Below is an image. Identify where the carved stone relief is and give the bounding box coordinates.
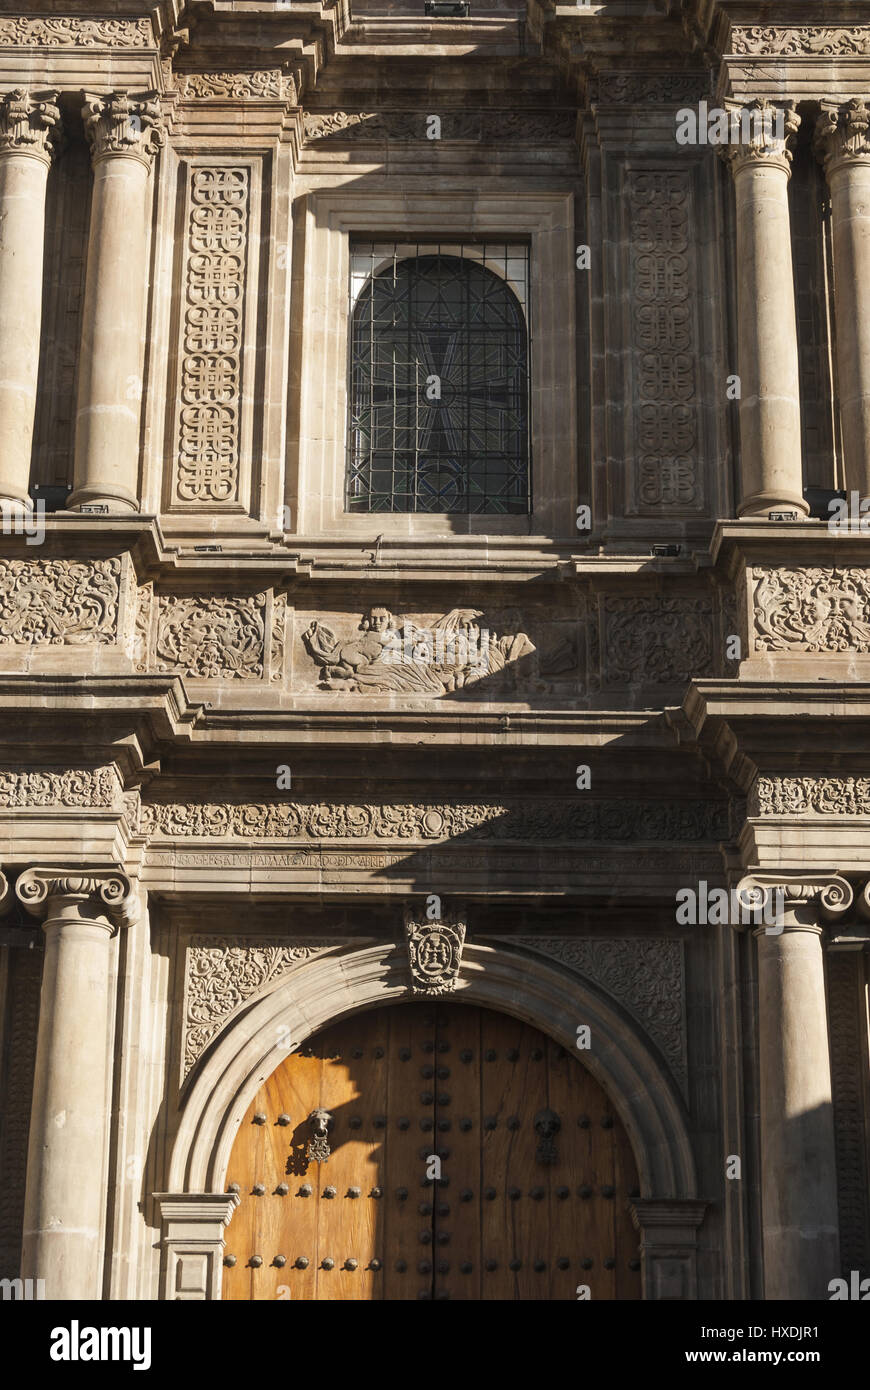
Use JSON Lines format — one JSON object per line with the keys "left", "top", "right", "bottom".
{"left": 595, "top": 74, "right": 709, "bottom": 105}
{"left": 602, "top": 596, "right": 714, "bottom": 685}
{"left": 142, "top": 797, "right": 730, "bottom": 843}
{"left": 303, "top": 110, "right": 576, "bottom": 142}
{"left": 153, "top": 594, "right": 267, "bottom": 680}
{"left": 729, "top": 26, "right": 870, "bottom": 56}
{"left": 501, "top": 937, "right": 687, "bottom": 1092}
{"left": 0, "top": 559, "right": 120, "bottom": 646}
{"left": 628, "top": 171, "right": 701, "bottom": 514}
{"left": 180, "top": 72, "right": 292, "bottom": 100}
{"left": 173, "top": 166, "right": 251, "bottom": 506}
{"left": 752, "top": 776, "right": 870, "bottom": 817}
{"left": 0, "top": 767, "right": 121, "bottom": 809}
{"left": 0, "top": 17, "right": 153, "bottom": 47}
{"left": 405, "top": 914, "right": 466, "bottom": 995}
{"left": 753, "top": 566, "right": 870, "bottom": 652}
{"left": 182, "top": 938, "right": 342, "bottom": 1078}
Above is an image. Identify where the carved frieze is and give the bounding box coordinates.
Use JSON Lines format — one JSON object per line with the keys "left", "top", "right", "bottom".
{"left": 405, "top": 914, "right": 466, "bottom": 995}
{"left": 303, "top": 110, "right": 576, "bottom": 143}
{"left": 183, "top": 938, "right": 340, "bottom": 1077}
{"left": 173, "top": 165, "right": 251, "bottom": 506}
{"left": 507, "top": 937, "right": 687, "bottom": 1090}
{"left": 752, "top": 566, "right": 870, "bottom": 653}
{"left": 627, "top": 171, "right": 701, "bottom": 513}
{"left": 0, "top": 767, "right": 120, "bottom": 809}
{"left": 141, "top": 797, "right": 731, "bottom": 842}
{"left": 603, "top": 596, "right": 714, "bottom": 685}
{"left": 0, "top": 558, "right": 120, "bottom": 646}
{"left": 180, "top": 71, "right": 291, "bottom": 100}
{"left": 0, "top": 17, "right": 153, "bottom": 47}
{"left": 595, "top": 74, "right": 709, "bottom": 105}
{"left": 153, "top": 594, "right": 266, "bottom": 680}
{"left": 729, "top": 26, "right": 870, "bottom": 56}
{"left": 752, "top": 776, "right": 870, "bottom": 817}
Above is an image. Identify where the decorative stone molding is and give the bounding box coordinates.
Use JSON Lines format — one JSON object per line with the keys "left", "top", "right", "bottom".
{"left": 718, "top": 101, "right": 800, "bottom": 177}
{"left": 180, "top": 71, "right": 292, "bottom": 100}
{"left": 0, "top": 558, "right": 120, "bottom": 646}
{"left": 0, "top": 89, "right": 61, "bottom": 165}
{"left": 627, "top": 171, "right": 701, "bottom": 514}
{"left": 183, "top": 938, "right": 340, "bottom": 1077}
{"left": 16, "top": 868, "right": 139, "bottom": 933}
{"left": 0, "top": 767, "right": 121, "bottom": 809}
{"left": 0, "top": 16, "right": 153, "bottom": 48}
{"left": 751, "top": 776, "right": 870, "bottom": 818}
{"left": 172, "top": 165, "right": 251, "bottom": 506}
{"left": 815, "top": 100, "right": 870, "bottom": 173}
{"left": 155, "top": 1193, "right": 239, "bottom": 1301}
{"left": 153, "top": 593, "right": 266, "bottom": 680}
{"left": 594, "top": 73, "right": 709, "bottom": 105}
{"left": 603, "top": 596, "right": 714, "bottom": 685}
{"left": 303, "top": 110, "right": 576, "bottom": 143}
{"left": 508, "top": 937, "right": 686, "bottom": 1089}
{"left": 631, "top": 1199, "right": 708, "bottom": 1300}
{"left": 142, "top": 797, "right": 731, "bottom": 844}
{"left": 729, "top": 26, "right": 870, "bottom": 57}
{"left": 752, "top": 565, "right": 870, "bottom": 653}
{"left": 82, "top": 91, "right": 163, "bottom": 169}
{"left": 405, "top": 913, "right": 466, "bottom": 996}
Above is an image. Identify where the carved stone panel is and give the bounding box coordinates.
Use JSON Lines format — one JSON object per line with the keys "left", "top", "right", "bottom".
{"left": 0, "top": 558, "right": 121, "bottom": 647}
{"left": 752, "top": 566, "right": 870, "bottom": 653}
{"left": 169, "top": 163, "right": 259, "bottom": 511}
{"left": 152, "top": 593, "right": 268, "bottom": 680}
{"left": 182, "top": 938, "right": 342, "bottom": 1079}
{"left": 602, "top": 595, "right": 715, "bottom": 686}
{"left": 729, "top": 27, "right": 870, "bottom": 57}
{"left": 626, "top": 170, "right": 702, "bottom": 516}
{"left": 0, "top": 17, "right": 153, "bottom": 47}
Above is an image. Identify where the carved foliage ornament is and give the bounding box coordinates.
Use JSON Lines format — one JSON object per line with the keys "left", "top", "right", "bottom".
{"left": 0, "top": 767, "right": 120, "bottom": 809}
{"left": 82, "top": 91, "right": 163, "bottom": 167}
{"left": 303, "top": 110, "right": 576, "bottom": 142}
{"left": 183, "top": 938, "right": 338, "bottom": 1077}
{"left": 753, "top": 566, "right": 870, "bottom": 652}
{"left": 405, "top": 915, "right": 466, "bottom": 996}
{"left": 753, "top": 776, "right": 870, "bottom": 817}
{"left": 0, "top": 558, "right": 120, "bottom": 646}
{"left": 628, "top": 171, "right": 700, "bottom": 513}
{"left": 154, "top": 593, "right": 266, "bottom": 679}
{"left": 729, "top": 26, "right": 870, "bottom": 57}
{"left": 0, "top": 89, "right": 61, "bottom": 162}
{"left": 604, "top": 596, "right": 713, "bottom": 684}
{"left": 180, "top": 72, "right": 290, "bottom": 100}
{"left": 718, "top": 100, "right": 800, "bottom": 173}
{"left": 0, "top": 17, "right": 153, "bottom": 47}
{"left": 174, "top": 166, "right": 250, "bottom": 505}
{"left": 815, "top": 100, "right": 870, "bottom": 171}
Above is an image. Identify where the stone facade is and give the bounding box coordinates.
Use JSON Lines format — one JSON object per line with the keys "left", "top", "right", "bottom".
{"left": 0, "top": 0, "right": 869, "bottom": 1304}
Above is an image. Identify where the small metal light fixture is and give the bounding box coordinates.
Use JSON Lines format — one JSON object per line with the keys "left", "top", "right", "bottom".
{"left": 193, "top": 543, "right": 222, "bottom": 552}
{"left": 424, "top": 0, "right": 470, "bottom": 14}
{"left": 768, "top": 510, "right": 798, "bottom": 522}
{"left": 651, "top": 543, "right": 681, "bottom": 558}
{"left": 80, "top": 503, "right": 109, "bottom": 514}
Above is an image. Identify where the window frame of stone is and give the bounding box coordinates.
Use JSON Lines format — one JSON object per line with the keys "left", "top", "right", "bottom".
{"left": 287, "top": 191, "right": 577, "bottom": 539}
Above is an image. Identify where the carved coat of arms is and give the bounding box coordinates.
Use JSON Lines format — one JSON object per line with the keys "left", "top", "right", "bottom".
{"left": 405, "top": 914, "right": 466, "bottom": 995}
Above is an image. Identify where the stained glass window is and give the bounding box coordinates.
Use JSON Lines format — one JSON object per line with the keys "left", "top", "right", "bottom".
{"left": 347, "top": 242, "right": 531, "bottom": 514}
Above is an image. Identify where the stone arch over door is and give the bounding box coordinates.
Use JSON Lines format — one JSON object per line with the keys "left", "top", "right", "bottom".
{"left": 157, "top": 939, "right": 705, "bottom": 1300}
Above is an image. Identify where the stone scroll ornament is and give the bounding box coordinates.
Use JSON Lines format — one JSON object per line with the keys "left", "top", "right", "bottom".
{"left": 405, "top": 914, "right": 467, "bottom": 996}
{"left": 302, "top": 606, "right": 534, "bottom": 694}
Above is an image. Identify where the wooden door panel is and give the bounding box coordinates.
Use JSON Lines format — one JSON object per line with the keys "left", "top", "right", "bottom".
{"left": 222, "top": 1001, "right": 641, "bottom": 1301}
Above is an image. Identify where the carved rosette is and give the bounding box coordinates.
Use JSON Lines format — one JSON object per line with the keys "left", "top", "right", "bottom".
{"left": 815, "top": 100, "right": 870, "bottom": 175}
{"left": 16, "top": 868, "right": 139, "bottom": 933}
{"left": 719, "top": 101, "right": 800, "bottom": 178}
{"left": 82, "top": 91, "right": 163, "bottom": 169}
{"left": 405, "top": 913, "right": 466, "bottom": 995}
{"left": 0, "top": 89, "right": 62, "bottom": 165}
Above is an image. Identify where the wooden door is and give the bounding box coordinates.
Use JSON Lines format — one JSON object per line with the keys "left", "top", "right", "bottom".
{"left": 222, "top": 1002, "right": 642, "bottom": 1300}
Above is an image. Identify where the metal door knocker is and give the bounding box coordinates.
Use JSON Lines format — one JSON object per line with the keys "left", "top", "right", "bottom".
{"left": 534, "top": 1107, "right": 561, "bottom": 1165}
{"left": 306, "top": 1108, "right": 334, "bottom": 1164}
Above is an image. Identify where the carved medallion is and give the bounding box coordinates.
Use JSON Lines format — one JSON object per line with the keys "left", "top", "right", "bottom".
{"left": 405, "top": 914, "right": 466, "bottom": 996}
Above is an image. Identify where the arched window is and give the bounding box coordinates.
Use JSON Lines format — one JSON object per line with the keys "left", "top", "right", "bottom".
{"left": 347, "top": 246, "right": 530, "bottom": 514}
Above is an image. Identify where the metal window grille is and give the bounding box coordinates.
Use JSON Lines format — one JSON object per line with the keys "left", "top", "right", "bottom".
{"left": 346, "top": 241, "right": 531, "bottom": 515}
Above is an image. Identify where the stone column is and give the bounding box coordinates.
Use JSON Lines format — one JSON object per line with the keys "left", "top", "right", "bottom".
{"left": 721, "top": 102, "right": 809, "bottom": 519}
{"left": 17, "top": 869, "right": 139, "bottom": 1300}
{"left": 69, "top": 92, "right": 162, "bottom": 513}
{"left": 738, "top": 872, "right": 846, "bottom": 1299}
{"left": 0, "top": 90, "right": 61, "bottom": 515}
{"left": 816, "top": 100, "right": 870, "bottom": 496}
{"left": 155, "top": 1193, "right": 240, "bottom": 1300}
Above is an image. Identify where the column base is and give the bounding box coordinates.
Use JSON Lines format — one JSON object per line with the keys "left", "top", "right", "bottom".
{"left": 67, "top": 482, "right": 139, "bottom": 513}
{"left": 738, "top": 489, "right": 810, "bottom": 519}
{"left": 0, "top": 479, "right": 33, "bottom": 516}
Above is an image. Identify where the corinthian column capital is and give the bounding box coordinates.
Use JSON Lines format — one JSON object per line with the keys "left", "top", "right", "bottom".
{"left": 719, "top": 99, "right": 800, "bottom": 178}
{"left": 815, "top": 98, "right": 870, "bottom": 174}
{"left": 0, "top": 88, "right": 62, "bottom": 165}
{"left": 16, "top": 867, "right": 140, "bottom": 933}
{"left": 81, "top": 89, "right": 163, "bottom": 169}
